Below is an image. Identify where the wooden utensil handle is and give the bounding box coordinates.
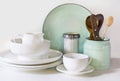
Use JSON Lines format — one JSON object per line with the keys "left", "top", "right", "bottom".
{"left": 90, "top": 14, "right": 102, "bottom": 41}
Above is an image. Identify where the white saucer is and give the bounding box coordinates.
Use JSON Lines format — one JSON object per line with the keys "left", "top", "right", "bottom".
{"left": 56, "top": 64, "right": 94, "bottom": 75}
{"left": 1, "top": 59, "right": 62, "bottom": 71}
{"left": 0, "top": 49, "right": 62, "bottom": 65}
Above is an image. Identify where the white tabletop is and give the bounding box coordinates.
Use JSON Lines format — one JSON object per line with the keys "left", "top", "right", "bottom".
{"left": 0, "top": 57, "right": 119, "bottom": 81}
{"left": 0, "top": 42, "right": 120, "bottom": 81}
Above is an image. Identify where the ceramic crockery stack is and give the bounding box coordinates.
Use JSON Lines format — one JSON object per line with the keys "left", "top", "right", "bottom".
{"left": 0, "top": 33, "right": 63, "bottom": 71}
{"left": 9, "top": 32, "right": 50, "bottom": 61}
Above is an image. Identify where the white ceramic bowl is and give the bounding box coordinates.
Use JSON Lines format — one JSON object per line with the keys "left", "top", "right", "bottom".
{"left": 9, "top": 38, "right": 50, "bottom": 58}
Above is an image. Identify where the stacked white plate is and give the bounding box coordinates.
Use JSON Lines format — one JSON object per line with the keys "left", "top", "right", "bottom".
{"left": 0, "top": 49, "right": 63, "bottom": 71}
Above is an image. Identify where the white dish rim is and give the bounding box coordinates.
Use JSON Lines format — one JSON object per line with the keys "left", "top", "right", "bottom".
{"left": 0, "top": 49, "right": 63, "bottom": 65}
{"left": 1, "top": 60, "right": 62, "bottom": 71}
{"left": 56, "top": 64, "right": 94, "bottom": 75}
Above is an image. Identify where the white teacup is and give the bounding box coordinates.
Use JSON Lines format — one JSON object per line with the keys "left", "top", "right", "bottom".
{"left": 22, "top": 33, "right": 44, "bottom": 46}
{"left": 63, "top": 53, "right": 91, "bottom": 72}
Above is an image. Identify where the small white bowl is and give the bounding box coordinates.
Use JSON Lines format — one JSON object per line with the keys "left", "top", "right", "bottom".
{"left": 9, "top": 38, "right": 50, "bottom": 59}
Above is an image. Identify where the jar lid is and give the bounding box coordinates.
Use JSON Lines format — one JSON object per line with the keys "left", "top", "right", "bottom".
{"left": 63, "top": 32, "right": 80, "bottom": 39}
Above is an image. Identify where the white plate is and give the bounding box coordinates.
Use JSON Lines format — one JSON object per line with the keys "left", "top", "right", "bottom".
{"left": 0, "top": 49, "right": 63, "bottom": 65}
{"left": 56, "top": 64, "right": 94, "bottom": 75}
{"left": 1, "top": 60, "right": 62, "bottom": 71}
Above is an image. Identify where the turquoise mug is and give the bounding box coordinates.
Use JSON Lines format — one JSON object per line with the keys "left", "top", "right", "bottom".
{"left": 83, "top": 38, "right": 111, "bottom": 70}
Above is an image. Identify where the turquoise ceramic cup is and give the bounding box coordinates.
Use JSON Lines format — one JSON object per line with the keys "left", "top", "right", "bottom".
{"left": 83, "top": 38, "right": 111, "bottom": 70}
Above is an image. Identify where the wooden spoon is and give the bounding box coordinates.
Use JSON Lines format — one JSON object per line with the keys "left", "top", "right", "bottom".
{"left": 90, "top": 14, "right": 103, "bottom": 41}
{"left": 101, "top": 16, "right": 113, "bottom": 39}
{"left": 86, "top": 14, "right": 103, "bottom": 40}
{"left": 96, "top": 14, "right": 104, "bottom": 32}
{"left": 86, "top": 16, "right": 94, "bottom": 40}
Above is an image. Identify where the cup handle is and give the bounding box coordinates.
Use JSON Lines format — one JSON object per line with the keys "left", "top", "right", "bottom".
{"left": 88, "top": 57, "right": 92, "bottom": 65}
{"left": 35, "top": 33, "right": 44, "bottom": 42}
{"left": 13, "top": 34, "right": 23, "bottom": 39}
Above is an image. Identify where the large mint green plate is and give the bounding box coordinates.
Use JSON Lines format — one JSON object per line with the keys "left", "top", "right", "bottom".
{"left": 43, "top": 3, "right": 92, "bottom": 53}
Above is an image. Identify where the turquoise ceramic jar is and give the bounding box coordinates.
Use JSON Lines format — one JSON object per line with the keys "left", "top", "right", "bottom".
{"left": 83, "top": 38, "right": 111, "bottom": 70}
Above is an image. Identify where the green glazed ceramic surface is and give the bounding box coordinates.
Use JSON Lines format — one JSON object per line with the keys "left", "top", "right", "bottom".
{"left": 43, "top": 3, "right": 92, "bottom": 53}
{"left": 84, "top": 39, "right": 111, "bottom": 70}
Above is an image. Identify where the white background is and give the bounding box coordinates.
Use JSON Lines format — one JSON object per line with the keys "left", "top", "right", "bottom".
{"left": 0, "top": 0, "right": 119, "bottom": 57}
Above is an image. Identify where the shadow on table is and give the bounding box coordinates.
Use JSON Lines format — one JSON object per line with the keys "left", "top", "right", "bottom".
{"left": 23, "top": 58, "right": 120, "bottom": 76}
{"left": 23, "top": 67, "right": 59, "bottom": 74}
{"left": 82, "top": 58, "right": 120, "bottom": 77}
